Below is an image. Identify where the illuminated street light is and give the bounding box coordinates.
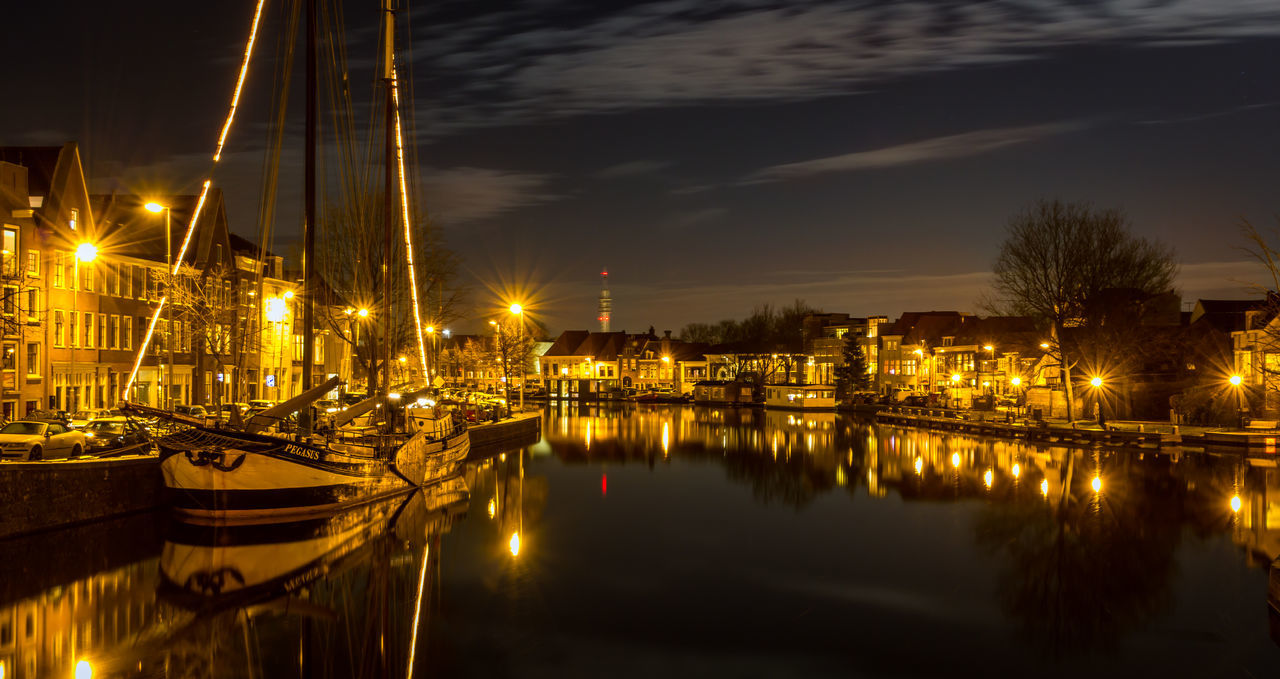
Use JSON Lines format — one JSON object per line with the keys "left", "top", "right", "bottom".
{"left": 1040, "top": 342, "right": 1050, "bottom": 349}
{"left": 509, "top": 531, "right": 521, "bottom": 556}
{"left": 509, "top": 302, "right": 523, "bottom": 315}
{"left": 950, "top": 373, "right": 961, "bottom": 383}
{"left": 1229, "top": 374, "right": 1243, "bottom": 387}
{"left": 951, "top": 452, "right": 960, "bottom": 467}
{"left": 1010, "top": 376, "right": 1021, "bottom": 387}
{"left": 75, "top": 660, "right": 93, "bottom": 679}
{"left": 358, "top": 308, "right": 369, "bottom": 318}
{"left": 1091, "top": 475, "right": 1102, "bottom": 493}
{"left": 1090, "top": 376, "right": 1102, "bottom": 388}
{"left": 283, "top": 290, "right": 294, "bottom": 300}
{"left": 75, "top": 242, "right": 97, "bottom": 263}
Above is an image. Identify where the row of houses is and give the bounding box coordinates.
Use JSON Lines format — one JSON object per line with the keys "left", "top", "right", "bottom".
{"left": 521, "top": 294, "right": 1279, "bottom": 422}
{"left": 0, "top": 142, "right": 359, "bottom": 417}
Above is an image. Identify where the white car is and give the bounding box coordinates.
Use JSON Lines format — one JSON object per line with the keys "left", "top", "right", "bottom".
{"left": 0, "top": 421, "right": 89, "bottom": 461}
{"left": 69, "top": 409, "right": 117, "bottom": 429}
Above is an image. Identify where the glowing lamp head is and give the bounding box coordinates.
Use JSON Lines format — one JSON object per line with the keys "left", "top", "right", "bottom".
{"left": 983, "top": 345, "right": 993, "bottom": 352}
{"left": 144, "top": 202, "right": 165, "bottom": 213}
{"left": 1090, "top": 376, "right": 1103, "bottom": 388}
{"left": 950, "top": 373, "right": 961, "bottom": 383}
{"left": 398, "top": 356, "right": 407, "bottom": 363}
{"left": 1091, "top": 476, "right": 1102, "bottom": 493}
{"left": 1040, "top": 342, "right": 1050, "bottom": 349}
{"left": 509, "top": 532, "right": 521, "bottom": 556}
{"left": 357, "top": 308, "right": 369, "bottom": 318}
{"left": 75, "top": 242, "right": 97, "bottom": 262}
{"left": 1231, "top": 495, "right": 1242, "bottom": 513}
{"left": 1229, "top": 374, "right": 1243, "bottom": 387}
{"left": 509, "top": 303, "right": 523, "bottom": 315}
{"left": 1010, "top": 377, "right": 1022, "bottom": 387}
{"left": 283, "top": 290, "right": 294, "bottom": 300}
{"left": 426, "top": 326, "right": 435, "bottom": 334}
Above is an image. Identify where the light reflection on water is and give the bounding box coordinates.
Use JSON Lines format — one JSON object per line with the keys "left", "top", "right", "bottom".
{"left": 2, "top": 404, "right": 1280, "bottom": 677}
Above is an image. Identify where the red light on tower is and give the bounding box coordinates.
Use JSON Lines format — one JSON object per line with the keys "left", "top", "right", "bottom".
{"left": 602, "top": 472, "right": 608, "bottom": 496}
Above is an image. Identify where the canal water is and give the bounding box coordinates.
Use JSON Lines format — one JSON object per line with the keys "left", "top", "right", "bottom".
{"left": 3, "top": 404, "right": 1280, "bottom": 678}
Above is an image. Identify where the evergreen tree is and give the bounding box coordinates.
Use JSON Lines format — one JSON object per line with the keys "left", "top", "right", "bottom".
{"left": 835, "top": 335, "right": 871, "bottom": 398}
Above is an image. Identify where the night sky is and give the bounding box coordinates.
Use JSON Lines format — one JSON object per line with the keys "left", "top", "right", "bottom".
{"left": 4, "top": 0, "right": 1278, "bottom": 334}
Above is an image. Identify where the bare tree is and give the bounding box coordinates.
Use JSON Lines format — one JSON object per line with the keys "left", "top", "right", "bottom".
{"left": 315, "top": 193, "right": 467, "bottom": 395}
{"left": 989, "top": 199, "right": 1178, "bottom": 421}
{"left": 168, "top": 263, "right": 251, "bottom": 412}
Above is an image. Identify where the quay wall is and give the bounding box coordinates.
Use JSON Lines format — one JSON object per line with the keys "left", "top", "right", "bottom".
{"left": 0, "top": 456, "right": 164, "bottom": 539}
{"left": 470, "top": 413, "right": 542, "bottom": 456}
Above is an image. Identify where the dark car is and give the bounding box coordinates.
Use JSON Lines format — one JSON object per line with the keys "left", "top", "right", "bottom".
{"left": 83, "top": 418, "right": 152, "bottom": 454}
{"left": 27, "top": 409, "right": 71, "bottom": 423}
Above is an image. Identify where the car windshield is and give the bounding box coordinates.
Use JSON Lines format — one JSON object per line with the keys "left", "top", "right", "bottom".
{"left": 72, "top": 411, "right": 98, "bottom": 420}
{"left": 1, "top": 422, "right": 45, "bottom": 436}
{"left": 86, "top": 422, "right": 125, "bottom": 434}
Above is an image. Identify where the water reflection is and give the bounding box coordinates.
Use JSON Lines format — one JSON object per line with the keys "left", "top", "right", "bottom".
{"left": 543, "top": 403, "right": 1280, "bottom": 657}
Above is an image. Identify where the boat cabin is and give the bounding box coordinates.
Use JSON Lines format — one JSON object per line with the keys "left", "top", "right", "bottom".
{"left": 763, "top": 384, "right": 836, "bottom": 410}
{"left": 692, "top": 380, "right": 755, "bottom": 406}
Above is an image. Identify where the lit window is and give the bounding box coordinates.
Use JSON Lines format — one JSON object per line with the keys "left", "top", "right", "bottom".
{"left": 68, "top": 208, "right": 78, "bottom": 231}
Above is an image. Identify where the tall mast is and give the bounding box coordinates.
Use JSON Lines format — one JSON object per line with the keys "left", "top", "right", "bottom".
{"left": 300, "top": 0, "right": 317, "bottom": 433}
{"left": 382, "top": 0, "right": 395, "bottom": 400}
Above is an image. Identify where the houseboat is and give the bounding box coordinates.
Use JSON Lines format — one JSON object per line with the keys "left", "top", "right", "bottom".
{"left": 763, "top": 384, "right": 837, "bottom": 411}
{"left": 692, "top": 380, "right": 756, "bottom": 406}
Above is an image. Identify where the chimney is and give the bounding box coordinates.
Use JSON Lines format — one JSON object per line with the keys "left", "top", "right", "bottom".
{"left": 664, "top": 330, "right": 671, "bottom": 339}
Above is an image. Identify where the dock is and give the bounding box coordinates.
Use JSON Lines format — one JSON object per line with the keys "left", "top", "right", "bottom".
{"left": 875, "top": 406, "right": 1183, "bottom": 449}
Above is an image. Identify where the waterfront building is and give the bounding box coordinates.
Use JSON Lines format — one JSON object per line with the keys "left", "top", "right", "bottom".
{"left": 539, "top": 330, "right": 626, "bottom": 398}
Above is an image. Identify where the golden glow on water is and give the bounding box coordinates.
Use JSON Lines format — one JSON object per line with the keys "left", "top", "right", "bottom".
{"left": 405, "top": 543, "right": 431, "bottom": 679}
{"left": 662, "top": 422, "right": 670, "bottom": 456}
{"left": 509, "top": 532, "right": 521, "bottom": 556}
{"left": 951, "top": 452, "right": 961, "bottom": 468}
{"left": 1012, "top": 463, "right": 1021, "bottom": 478}
{"left": 914, "top": 457, "right": 923, "bottom": 474}
{"left": 488, "top": 498, "right": 496, "bottom": 519}
{"left": 1231, "top": 495, "right": 1242, "bottom": 513}
{"left": 1091, "top": 476, "right": 1102, "bottom": 493}
{"left": 75, "top": 660, "right": 93, "bottom": 679}
{"left": 983, "top": 469, "right": 993, "bottom": 488}
{"left": 1040, "top": 479, "right": 1049, "bottom": 496}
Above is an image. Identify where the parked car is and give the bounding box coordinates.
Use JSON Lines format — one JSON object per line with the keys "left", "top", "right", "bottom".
{"left": 0, "top": 420, "right": 88, "bottom": 461}
{"left": 314, "top": 399, "right": 340, "bottom": 413}
{"left": 173, "top": 404, "right": 208, "bottom": 418}
{"left": 219, "top": 403, "right": 250, "bottom": 419}
{"left": 83, "top": 417, "right": 152, "bottom": 454}
{"left": 27, "top": 409, "right": 71, "bottom": 424}
{"left": 69, "top": 409, "right": 116, "bottom": 429}
{"left": 248, "top": 399, "right": 274, "bottom": 409}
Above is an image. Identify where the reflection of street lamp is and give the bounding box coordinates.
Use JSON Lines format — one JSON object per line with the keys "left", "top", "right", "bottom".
{"left": 982, "top": 344, "right": 994, "bottom": 396}
{"left": 70, "top": 242, "right": 97, "bottom": 410}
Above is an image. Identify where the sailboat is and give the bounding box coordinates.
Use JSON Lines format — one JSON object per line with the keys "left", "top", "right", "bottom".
{"left": 126, "top": 0, "right": 468, "bottom": 519}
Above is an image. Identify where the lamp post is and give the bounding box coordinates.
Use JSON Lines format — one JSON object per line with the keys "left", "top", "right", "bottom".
{"left": 144, "top": 202, "right": 176, "bottom": 409}
{"left": 425, "top": 325, "right": 435, "bottom": 387}
{"left": 1089, "top": 376, "right": 1104, "bottom": 428}
{"left": 71, "top": 242, "right": 97, "bottom": 411}
{"left": 510, "top": 303, "right": 524, "bottom": 412}
{"left": 1229, "top": 374, "right": 1245, "bottom": 429}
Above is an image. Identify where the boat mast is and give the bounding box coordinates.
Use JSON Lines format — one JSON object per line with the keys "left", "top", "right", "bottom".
{"left": 300, "top": 0, "right": 317, "bottom": 434}
{"left": 382, "top": 0, "right": 395, "bottom": 405}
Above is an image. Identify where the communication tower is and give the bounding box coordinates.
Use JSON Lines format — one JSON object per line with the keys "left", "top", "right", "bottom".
{"left": 598, "top": 270, "right": 612, "bottom": 332}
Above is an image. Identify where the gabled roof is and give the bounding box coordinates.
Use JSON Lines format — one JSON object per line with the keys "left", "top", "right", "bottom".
{"left": 883, "top": 311, "right": 967, "bottom": 346}
{"left": 1190, "top": 298, "right": 1268, "bottom": 334}
{"left": 542, "top": 330, "right": 591, "bottom": 357}
{"left": 91, "top": 191, "right": 234, "bottom": 271}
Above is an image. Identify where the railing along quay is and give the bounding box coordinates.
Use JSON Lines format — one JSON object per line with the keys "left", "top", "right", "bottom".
{"left": 874, "top": 405, "right": 1182, "bottom": 449}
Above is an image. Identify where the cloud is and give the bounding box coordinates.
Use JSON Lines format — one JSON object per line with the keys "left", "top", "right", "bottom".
{"left": 596, "top": 160, "right": 673, "bottom": 178}
{"left": 668, "top": 207, "right": 727, "bottom": 230}
{"left": 412, "top": 0, "right": 1280, "bottom": 127}
{"left": 744, "top": 122, "right": 1086, "bottom": 183}
{"left": 421, "top": 167, "right": 557, "bottom": 225}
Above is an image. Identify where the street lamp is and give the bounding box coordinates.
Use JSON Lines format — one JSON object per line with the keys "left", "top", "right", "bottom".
{"left": 1089, "top": 376, "right": 1104, "bottom": 428}
{"left": 145, "top": 201, "right": 178, "bottom": 409}
{"left": 510, "top": 303, "right": 525, "bottom": 411}
{"left": 1229, "top": 374, "right": 1246, "bottom": 428}
{"left": 69, "top": 242, "right": 97, "bottom": 411}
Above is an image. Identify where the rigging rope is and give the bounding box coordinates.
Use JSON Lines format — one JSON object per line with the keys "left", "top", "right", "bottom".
{"left": 124, "top": 0, "right": 270, "bottom": 400}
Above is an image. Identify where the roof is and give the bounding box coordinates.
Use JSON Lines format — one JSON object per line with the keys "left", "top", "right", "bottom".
{"left": 541, "top": 331, "right": 629, "bottom": 360}
{"left": 882, "top": 311, "right": 967, "bottom": 346}
{"left": 0, "top": 146, "right": 62, "bottom": 196}
{"left": 1190, "top": 298, "right": 1268, "bottom": 334}
{"left": 91, "top": 192, "right": 232, "bottom": 269}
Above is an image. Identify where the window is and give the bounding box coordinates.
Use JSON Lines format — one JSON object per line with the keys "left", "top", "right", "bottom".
{"left": 97, "top": 312, "right": 105, "bottom": 348}
{"left": 1, "top": 227, "right": 17, "bottom": 277}
{"left": 54, "top": 252, "right": 64, "bottom": 288}
{"left": 108, "top": 315, "right": 119, "bottom": 349}
{"left": 122, "top": 264, "right": 132, "bottom": 298}
{"left": 105, "top": 263, "right": 115, "bottom": 296}
{"left": 134, "top": 266, "right": 145, "bottom": 300}
{"left": 84, "top": 312, "right": 93, "bottom": 348}
{"left": 26, "top": 289, "right": 38, "bottom": 320}
{"left": 26, "top": 249, "right": 38, "bottom": 277}
{"left": 81, "top": 262, "right": 93, "bottom": 291}
{"left": 2, "top": 285, "right": 15, "bottom": 317}
{"left": 122, "top": 316, "right": 133, "bottom": 350}
{"left": 26, "top": 343, "right": 38, "bottom": 376}
{"left": 54, "top": 310, "right": 64, "bottom": 346}
{"left": 69, "top": 312, "right": 77, "bottom": 347}
{"left": 1, "top": 343, "right": 14, "bottom": 371}
{"left": 68, "top": 208, "right": 78, "bottom": 231}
